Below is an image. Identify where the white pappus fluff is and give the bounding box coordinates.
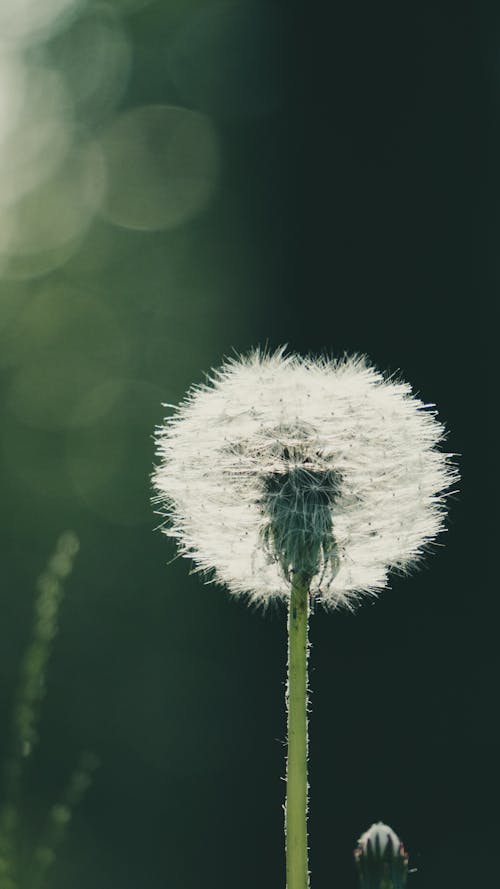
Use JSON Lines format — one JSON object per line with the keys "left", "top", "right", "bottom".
{"left": 152, "top": 349, "right": 458, "bottom": 609}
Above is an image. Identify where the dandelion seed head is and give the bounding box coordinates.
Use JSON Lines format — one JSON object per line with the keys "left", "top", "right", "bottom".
{"left": 152, "top": 348, "right": 458, "bottom": 608}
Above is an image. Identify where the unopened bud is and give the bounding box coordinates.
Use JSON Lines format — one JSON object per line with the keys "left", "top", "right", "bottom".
{"left": 354, "top": 822, "right": 409, "bottom": 889}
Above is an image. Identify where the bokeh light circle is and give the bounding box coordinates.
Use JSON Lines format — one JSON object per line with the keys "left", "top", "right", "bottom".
{"left": 0, "top": 0, "right": 83, "bottom": 47}
{"left": 0, "top": 63, "right": 72, "bottom": 210}
{"left": 5, "top": 286, "right": 128, "bottom": 428}
{"left": 0, "top": 140, "right": 106, "bottom": 279}
{"left": 50, "top": 4, "right": 132, "bottom": 125}
{"left": 100, "top": 104, "right": 218, "bottom": 231}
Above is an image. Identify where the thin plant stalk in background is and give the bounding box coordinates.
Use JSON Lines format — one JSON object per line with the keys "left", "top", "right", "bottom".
{"left": 152, "top": 348, "right": 458, "bottom": 887}
{"left": 0, "top": 532, "right": 98, "bottom": 889}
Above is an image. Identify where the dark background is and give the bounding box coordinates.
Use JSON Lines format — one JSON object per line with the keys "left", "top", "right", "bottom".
{"left": 0, "top": 1, "right": 494, "bottom": 887}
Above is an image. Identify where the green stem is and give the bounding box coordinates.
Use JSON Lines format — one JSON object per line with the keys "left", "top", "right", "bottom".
{"left": 285, "top": 574, "right": 310, "bottom": 889}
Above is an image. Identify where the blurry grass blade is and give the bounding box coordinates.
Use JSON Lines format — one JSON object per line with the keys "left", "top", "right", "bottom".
{"left": 12, "top": 531, "right": 79, "bottom": 761}
{"left": 0, "top": 531, "right": 79, "bottom": 884}
{"left": 31, "top": 752, "right": 99, "bottom": 889}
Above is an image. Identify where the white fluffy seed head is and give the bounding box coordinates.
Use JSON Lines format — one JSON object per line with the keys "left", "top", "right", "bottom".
{"left": 152, "top": 348, "right": 458, "bottom": 609}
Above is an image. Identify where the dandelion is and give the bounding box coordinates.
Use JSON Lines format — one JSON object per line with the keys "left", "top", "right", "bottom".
{"left": 152, "top": 348, "right": 457, "bottom": 889}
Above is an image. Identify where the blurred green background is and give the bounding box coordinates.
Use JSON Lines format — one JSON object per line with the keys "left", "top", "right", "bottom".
{"left": 0, "top": 1, "right": 493, "bottom": 887}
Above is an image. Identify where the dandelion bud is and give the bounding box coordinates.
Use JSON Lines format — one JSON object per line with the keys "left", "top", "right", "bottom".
{"left": 355, "top": 822, "right": 409, "bottom": 889}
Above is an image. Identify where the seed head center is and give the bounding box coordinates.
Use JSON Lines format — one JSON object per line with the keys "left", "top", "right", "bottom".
{"left": 260, "top": 454, "right": 342, "bottom": 586}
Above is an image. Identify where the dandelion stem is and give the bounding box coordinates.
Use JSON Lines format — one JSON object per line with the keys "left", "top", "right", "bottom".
{"left": 285, "top": 573, "right": 309, "bottom": 889}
